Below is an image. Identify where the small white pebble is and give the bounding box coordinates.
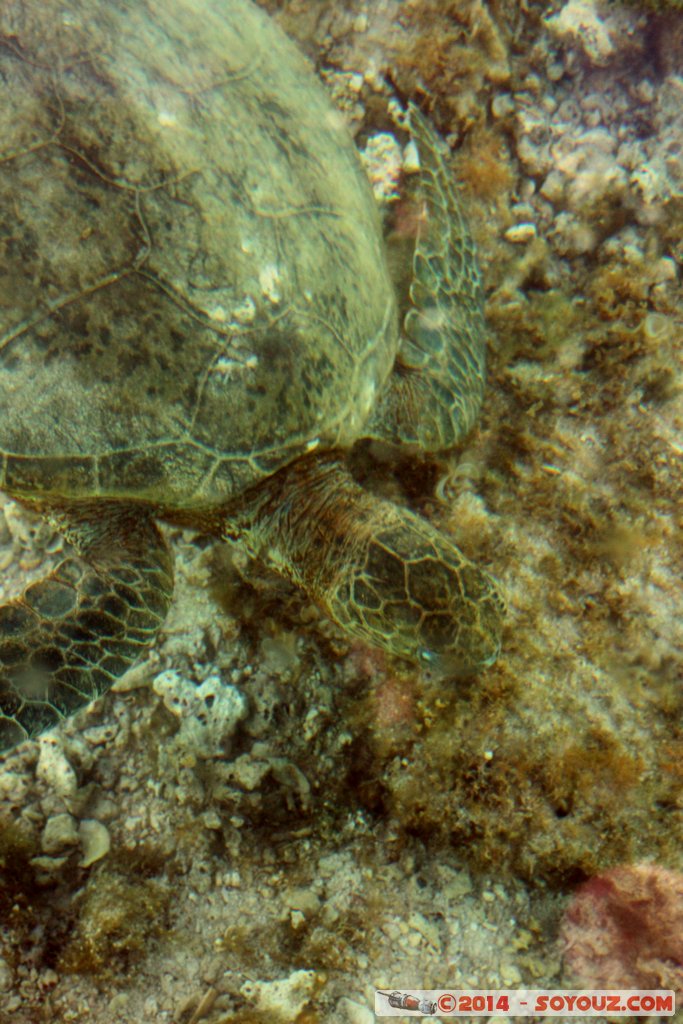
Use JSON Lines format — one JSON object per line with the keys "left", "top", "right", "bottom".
{"left": 79, "top": 819, "right": 111, "bottom": 867}
{"left": 642, "top": 312, "right": 674, "bottom": 342}
{"left": 37, "top": 737, "right": 77, "bottom": 797}
{"left": 361, "top": 133, "right": 403, "bottom": 202}
{"left": 339, "top": 997, "right": 374, "bottom": 1024}
{"left": 0, "top": 957, "right": 12, "bottom": 992}
{"left": 491, "top": 93, "right": 515, "bottom": 118}
{"left": 41, "top": 813, "right": 79, "bottom": 855}
{"left": 634, "top": 79, "right": 655, "bottom": 104}
{"left": 649, "top": 257, "right": 677, "bottom": 284}
{"left": 504, "top": 222, "right": 537, "bottom": 243}
{"left": 241, "top": 969, "right": 317, "bottom": 1022}
{"left": 501, "top": 962, "right": 523, "bottom": 986}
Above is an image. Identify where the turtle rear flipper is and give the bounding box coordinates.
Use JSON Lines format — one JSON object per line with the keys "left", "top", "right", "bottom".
{"left": 0, "top": 503, "right": 173, "bottom": 752}
{"left": 367, "top": 104, "right": 487, "bottom": 452}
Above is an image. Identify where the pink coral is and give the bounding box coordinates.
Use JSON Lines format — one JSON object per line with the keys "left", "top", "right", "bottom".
{"left": 560, "top": 863, "right": 683, "bottom": 997}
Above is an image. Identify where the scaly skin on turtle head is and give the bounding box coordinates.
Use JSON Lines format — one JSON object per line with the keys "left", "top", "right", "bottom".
{"left": 329, "top": 505, "right": 504, "bottom": 676}
{"left": 227, "top": 453, "right": 504, "bottom": 677}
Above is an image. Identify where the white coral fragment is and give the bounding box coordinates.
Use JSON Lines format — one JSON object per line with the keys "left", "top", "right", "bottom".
{"left": 241, "top": 969, "right": 318, "bottom": 1022}
{"left": 545, "top": 0, "right": 616, "bottom": 65}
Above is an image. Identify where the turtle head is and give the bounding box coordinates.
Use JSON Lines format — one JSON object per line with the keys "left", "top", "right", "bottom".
{"left": 232, "top": 454, "right": 503, "bottom": 678}
{"left": 327, "top": 504, "right": 505, "bottom": 678}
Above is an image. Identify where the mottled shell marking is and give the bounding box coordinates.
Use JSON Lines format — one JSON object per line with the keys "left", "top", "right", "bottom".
{"left": 0, "top": 0, "right": 397, "bottom": 507}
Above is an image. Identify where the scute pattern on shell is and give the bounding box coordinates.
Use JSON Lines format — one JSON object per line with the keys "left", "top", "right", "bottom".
{"left": 0, "top": 0, "right": 397, "bottom": 508}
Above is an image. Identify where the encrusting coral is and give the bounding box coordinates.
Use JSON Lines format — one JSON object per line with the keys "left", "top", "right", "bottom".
{"left": 560, "top": 862, "right": 683, "bottom": 996}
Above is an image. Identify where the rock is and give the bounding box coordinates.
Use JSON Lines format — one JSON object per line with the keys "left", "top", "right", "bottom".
{"left": 41, "top": 813, "right": 79, "bottom": 855}
{"left": 241, "top": 969, "right": 318, "bottom": 1022}
{"left": 79, "top": 819, "right": 111, "bottom": 868}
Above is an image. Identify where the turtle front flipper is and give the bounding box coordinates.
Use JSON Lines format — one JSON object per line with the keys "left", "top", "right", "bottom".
{"left": 226, "top": 453, "right": 503, "bottom": 676}
{"left": 0, "top": 503, "right": 173, "bottom": 752}
{"left": 367, "top": 104, "right": 487, "bottom": 451}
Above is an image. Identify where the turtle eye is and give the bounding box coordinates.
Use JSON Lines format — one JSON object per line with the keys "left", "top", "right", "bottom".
{"left": 417, "top": 647, "right": 464, "bottom": 680}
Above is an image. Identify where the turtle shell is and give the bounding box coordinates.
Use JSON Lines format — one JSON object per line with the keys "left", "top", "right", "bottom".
{"left": 0, "top": 0, "right": 397, "bottom": 508}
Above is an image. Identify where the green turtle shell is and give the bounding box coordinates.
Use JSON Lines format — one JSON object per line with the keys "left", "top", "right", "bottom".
{"left": 0, "top": 0, "right": 398, "bottom": 508}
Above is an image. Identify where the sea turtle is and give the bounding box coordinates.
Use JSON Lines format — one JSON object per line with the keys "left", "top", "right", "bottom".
{"left": 0, "top": 0, "right": 504, "bottom": 753}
